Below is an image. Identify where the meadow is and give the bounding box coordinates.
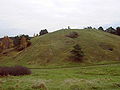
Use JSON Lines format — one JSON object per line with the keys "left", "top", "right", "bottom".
{"left": 0, "top": 63, "right": 120, "bottom": 90}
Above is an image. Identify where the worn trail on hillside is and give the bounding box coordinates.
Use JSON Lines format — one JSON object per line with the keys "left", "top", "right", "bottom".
{"left": 30, "top": 62, "right": 120, "bottom": 70}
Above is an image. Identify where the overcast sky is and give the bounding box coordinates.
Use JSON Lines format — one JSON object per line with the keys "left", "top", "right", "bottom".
{"left": 0, "top": 0, "right": 120, "bottom": 37}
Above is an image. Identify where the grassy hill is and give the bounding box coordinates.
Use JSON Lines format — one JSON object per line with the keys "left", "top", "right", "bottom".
{"left": 0, "top": 29, "right": 120, "bottom": 67}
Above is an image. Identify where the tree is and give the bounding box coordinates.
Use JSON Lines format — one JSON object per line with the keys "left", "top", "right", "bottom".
{"left": 1, "top": 36, "right": 14, "bottom": 49}
{"left": 16, "top": 35, "right": 31, "bottom": 51}
{"left": 39, "top": 29, "right": 48, "bottom": 36}
{"left": 116, "top": 27, "right": 120, "bottom": 36}
{"left": 70, "top": 44, "right": 84, "bottom": 62}
{"left": 19, "top": 35, "right": 30, "bottom": 40}
{"left": 14, "top": 36, "right": 20, "bottom": 46}
{"left": 98, "top": 26, "right": 104, "bottom": 31}
{"left": 20, "top": 36, "right": 28, "bottom": 49}
{"left": 68, "top": 26, "right": 71, "bottom": 29}
{"left": 0, "top": 41, "right": 3, "bottom": 53}
{"left": 84, "top": 26, "right": 92, "bottom": 29}
{"left": 33, "top": 33, "right": 36, "bottom": 37}
{"left": 36, "top": 34, "right": 39, "bottom": 37}
{"left": 105, "top": 27, "right": 116, "bottom": 34}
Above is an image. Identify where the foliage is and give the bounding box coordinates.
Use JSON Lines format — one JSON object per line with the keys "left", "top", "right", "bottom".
{"left": 0, "top": 36, "right": 14, "bottom": 53}
{"left": 116, "top": 27, "right": 120, "bottom": 36}
{"left": 98, "top": 26, "right": 104, "bottom": 31}
{"left": 105, "top": 27, "right": 116, "bottom": 34}
{"left": 66, "top": 32, "right": 79, "bottom": 38}
{"left": 14, "top": 35, "right": 30, "bottom": 46}
{"left": 20, "top": 36, "right": 28, "bottom": 48}
{"left": 1, "top": 36, "right": 14, "bottom": 49}
{"left": 13, "top": 36, "right": 20, "bottom": 46}
{"left": 14, "top": 35, "right": 31, "bottom": 51}
{"left": 68, "top": 26, "right": 71, "bottom": 29}
{"left": 70, "top": 44, "right": 84, "bottom": 62}
{"left": 84, "top": 26, "right": 92, "bottom": 29}
{"left": 0, "top": 41, "right": 3, "bottom": 53}
{"left": 0, "top": 35, "right": 31, "bottom": 53}
{"left": 39, "top": 29, "right": 48, "bottom": 36}
{"left": 0, "top": 66, "right": 31, "bottom": 76}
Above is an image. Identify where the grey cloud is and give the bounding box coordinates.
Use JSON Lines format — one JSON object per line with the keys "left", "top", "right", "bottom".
{"left": 0, "top": 0, "right": 120, "bottom": 37}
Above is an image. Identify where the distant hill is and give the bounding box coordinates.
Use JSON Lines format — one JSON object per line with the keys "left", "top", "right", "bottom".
{"left": 0, "top": 29, "right": 120, "bottom": 67}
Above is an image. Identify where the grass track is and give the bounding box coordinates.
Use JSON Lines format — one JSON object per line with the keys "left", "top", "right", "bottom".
{"left": 29, "top": 61, "right": 120, "bottom": 70}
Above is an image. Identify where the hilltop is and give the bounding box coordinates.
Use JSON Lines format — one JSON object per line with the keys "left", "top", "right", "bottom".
{"left": 0, "top": 29, "right": 120, "bottom": 67}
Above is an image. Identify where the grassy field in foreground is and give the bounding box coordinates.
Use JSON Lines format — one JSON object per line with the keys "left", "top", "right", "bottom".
{"left": 0, "top": 64, "right": 120, "bottom": 90}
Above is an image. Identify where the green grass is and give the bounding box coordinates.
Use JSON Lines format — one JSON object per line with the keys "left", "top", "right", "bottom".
{"left": 1, "top": 64, "right": 120, "bottom": 90}
{"left": 0, "top": 29, "right": 120, "bottom": 67}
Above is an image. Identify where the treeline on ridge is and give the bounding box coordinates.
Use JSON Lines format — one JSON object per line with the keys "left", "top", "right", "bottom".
{"left": 0, "top": 35, "right": 31, "bottom": 53}
{"left": 0, "top": 29, "right": 49, "bottom": 54}
{"left": 84, "top": 26, "right": 120, "bottom": 36}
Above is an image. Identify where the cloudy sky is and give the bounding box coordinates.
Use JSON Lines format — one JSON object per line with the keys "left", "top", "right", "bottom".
{"left": 0, "top": 0, "right": 120, "bottom": 37}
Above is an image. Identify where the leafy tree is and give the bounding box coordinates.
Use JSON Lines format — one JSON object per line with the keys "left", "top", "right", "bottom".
{"left": 16, "top": 35, "right": 31, "bottom": 51}
{"left": 68, "top": 26, "right": 71, "bottom": 29}
{"left": 116, "top": 27, "right": 120, "bottom": 36}
{"left": 1, "top": 36, "right": 14, "bottom": 49}
{"left": 70, "top": 44, "right": 84, "bottom": 62}
{"left": 84, "top": 26, "right": 92, "bottom": 29}
{"left": 33, "top": 33, "right": 36, "bottom": 37}
{"left": 19, "top": 35, "right": 30, "bottom": 40}
{"left": 105, "top": 27, "right": 116, "bottom": 34}
{"left": 0, "top": 41, "right": 3, "bottom": 53}
{"left": 36, "top": 34, "right": 39, "bottom": 37}
{"left": 20, "top": 36, "right": 28, "bottom": 49}
{"left": 39, "top": 29, "right": 48, "bottom": 36}
{"left": 98, "top": 27, "right": 104, "bottom": 31}
{"left": 14, "top": 35, "right": 31, "bottom": 47}
{"left": 93, "top": 28, "right": 97, "bottom": 30}
{"left": 14, "top": 36, "right": 20, "bottom": 46}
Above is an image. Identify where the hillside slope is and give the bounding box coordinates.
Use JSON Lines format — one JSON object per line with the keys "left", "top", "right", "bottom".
{"left": 0, "top": 29, "right": 120, "bottom": 67}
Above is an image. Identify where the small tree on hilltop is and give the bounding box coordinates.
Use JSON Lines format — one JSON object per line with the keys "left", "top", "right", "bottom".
{"left": 68, "top": 26, "right": 71, "bottom": 29}
{"left": 105, "top": 27, "right": 116, "bottom": 34}
{"left": 98, "top": 26, "right": 104, "bottom": 31}
{"left": 39, "top": 29, "right": 48, "bottom": 36}
{"left": 116, "top": 27, "right": 120, "bottom": 36}
{"left": 70, "top": 44, "right": 84, "bottom": 62}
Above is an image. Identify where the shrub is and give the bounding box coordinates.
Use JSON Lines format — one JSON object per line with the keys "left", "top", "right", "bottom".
{"left": 0, "top": 66, "right": 31, "bottom": 76}
{"left": 66, "top": 32, "right": 79, "bottom": 38}
{"left": 99, "top": 43, "right": 114, "bottom": 51}
{"left": 70, "top": 44, "right": 84, "bottom": 62}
